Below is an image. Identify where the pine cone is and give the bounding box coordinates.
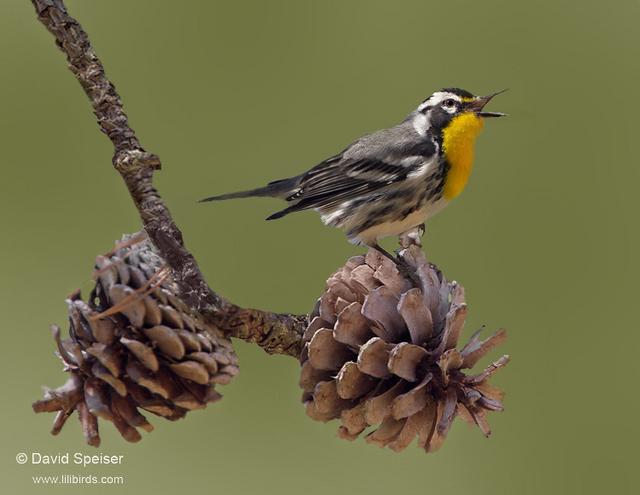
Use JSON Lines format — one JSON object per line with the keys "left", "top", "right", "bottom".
{"left": 300, "top": 244, "right": 509, "bottom": 453}
{"left": 33, "top": 233, "right": 238, "bottom": 446}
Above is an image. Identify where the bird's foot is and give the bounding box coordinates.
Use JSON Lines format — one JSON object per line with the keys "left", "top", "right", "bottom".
{"left": 395, "top": 258, "right": 422, "bottom": 287}
{"left": 371, "top": 243, "right": 421, "bottom": 287}
{"left": 398, "top": 224, "right": 425, "bottom": 248}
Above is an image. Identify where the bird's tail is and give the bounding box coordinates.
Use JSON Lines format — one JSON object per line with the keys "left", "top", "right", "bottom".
{"left": 199, "top": 177, "right": 297, "bottom": 203}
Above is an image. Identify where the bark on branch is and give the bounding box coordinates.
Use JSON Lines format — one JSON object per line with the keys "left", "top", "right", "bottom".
{"left": 32, "top": 0, "right": 307, "bottom": 357}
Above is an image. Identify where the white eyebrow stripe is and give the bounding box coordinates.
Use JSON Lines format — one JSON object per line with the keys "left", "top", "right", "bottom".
{"left": 420, "top": 91, "right": 462, "bottom": 110}
{"left": 417, "top": 101, "right": 431, "bottom": 113}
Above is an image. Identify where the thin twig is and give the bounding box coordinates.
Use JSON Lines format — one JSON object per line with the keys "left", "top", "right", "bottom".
{"left": 31, "top": 0, "right": 307, "bottom": 357}
{"left": 90, "top": 267, "right": 171, "bottom": 320}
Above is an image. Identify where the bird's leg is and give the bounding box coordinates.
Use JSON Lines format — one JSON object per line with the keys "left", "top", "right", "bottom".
{"left": 371, "top": 243, "right": 401, "bottom": 265}
{"left": 398, "top": 223, "right": 426, "bottom": 249}
{"left": 370, "top": 243, "right": 421, "bottom": 286}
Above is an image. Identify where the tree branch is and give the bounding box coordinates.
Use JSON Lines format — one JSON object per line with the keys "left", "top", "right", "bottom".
{"left": 32, "top": 0, "right": 307, "bottom": 357}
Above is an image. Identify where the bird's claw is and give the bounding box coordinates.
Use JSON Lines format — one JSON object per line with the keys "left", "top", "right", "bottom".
{"left": 394, "top": 257, "right": 421, "bottom": 287}
{"left": 398, "top": 224, "right": 425, "bottom": 248}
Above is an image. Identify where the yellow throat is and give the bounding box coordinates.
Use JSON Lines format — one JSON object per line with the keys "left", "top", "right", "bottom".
{"left": 442, "top": 112, "right": 484, "bottom": 200}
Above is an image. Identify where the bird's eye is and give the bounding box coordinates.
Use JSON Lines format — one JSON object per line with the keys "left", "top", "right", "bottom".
{"left": 443, "top": 99, "right": 456, "bottom": 108}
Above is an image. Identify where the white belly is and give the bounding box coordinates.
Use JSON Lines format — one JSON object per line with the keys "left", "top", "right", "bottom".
{"left": 352, "top": 200, "right": 447, "bottom": 246}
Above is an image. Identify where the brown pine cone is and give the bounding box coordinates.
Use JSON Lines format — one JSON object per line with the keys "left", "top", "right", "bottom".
{"left": 300, "top": 243, "right": 509, "bottom": 453}
{"left": 33, "top": 233, "right": 238, "bottom": 446}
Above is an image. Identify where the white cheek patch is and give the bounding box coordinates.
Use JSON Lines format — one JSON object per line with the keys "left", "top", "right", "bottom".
{"left": 412, "top": 112, "right": 429, "bottom": 136}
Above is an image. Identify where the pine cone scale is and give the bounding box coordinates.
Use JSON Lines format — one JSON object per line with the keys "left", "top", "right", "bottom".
{"left": 387, "top": 342, "right": 429, "bottom": 382}
{"left": 336, "top": 361, "right": 377, "bottom": 400}
{"left": 308, "top": 328, "right": 354, "bottom": 371}
{"left": 356, "top": 337, "right": 393, "bottom": 378}
{"left": 334, "top": 302, "right": 373, "bottom": 347}
{"left": 363, "top": 380, "right": 409, "bottom": 425}
{"left": 398, "top": 288, "right": 434, "bottom": 344}
{"left": 390, "top": 372, "right": 431, "bottom": 420}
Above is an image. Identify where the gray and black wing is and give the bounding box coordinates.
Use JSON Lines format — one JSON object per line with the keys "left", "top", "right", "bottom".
{"left": 266, "top": 153, "right": 422, "bottom": 220}
{"left": 200, "top": 122, "right": 436, "bottom": 220}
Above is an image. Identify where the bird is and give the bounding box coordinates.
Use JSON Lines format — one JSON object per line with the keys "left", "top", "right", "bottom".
{"left": 200, "top": 88, "right": 506, "bottom": 266}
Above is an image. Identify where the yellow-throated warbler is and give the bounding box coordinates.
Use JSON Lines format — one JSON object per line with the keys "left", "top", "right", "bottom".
{"left": 201, "top": 88, "right": 506, "bottom": 263}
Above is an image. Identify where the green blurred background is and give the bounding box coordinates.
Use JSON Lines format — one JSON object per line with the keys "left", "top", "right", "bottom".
{"left": 1, "top": 0, "right": 638, "bottom": 493}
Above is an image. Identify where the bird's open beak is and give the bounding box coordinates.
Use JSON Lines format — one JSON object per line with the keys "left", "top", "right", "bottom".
{"left": 467, "top": 89, "right": 508, "bottom": 118}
